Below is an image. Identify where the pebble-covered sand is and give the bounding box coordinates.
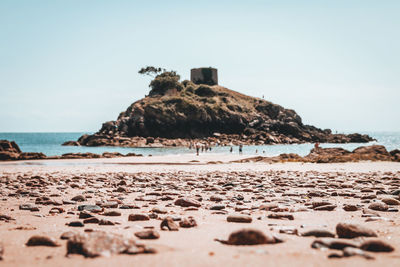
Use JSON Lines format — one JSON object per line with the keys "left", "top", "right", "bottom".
{"left": 1, "top": 155, "right": 400, "bottom": 266}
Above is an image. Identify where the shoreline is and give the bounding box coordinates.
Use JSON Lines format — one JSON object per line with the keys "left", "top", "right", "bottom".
{"left": 1, "top": 154, "right": 400, "bottom": 173}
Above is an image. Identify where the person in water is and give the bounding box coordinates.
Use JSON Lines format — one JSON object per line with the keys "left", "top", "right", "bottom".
{"left": 239, "top": 144, "right": 243, "bottom": 154}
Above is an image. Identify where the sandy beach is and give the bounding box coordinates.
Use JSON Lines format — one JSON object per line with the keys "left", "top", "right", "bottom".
{"left": 1, "top": 155, "right": 400, "bottom": 266}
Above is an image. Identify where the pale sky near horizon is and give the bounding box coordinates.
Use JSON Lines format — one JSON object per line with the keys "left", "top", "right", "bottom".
{"left": 0, "top": 0, "right": 399, "bottom": 132}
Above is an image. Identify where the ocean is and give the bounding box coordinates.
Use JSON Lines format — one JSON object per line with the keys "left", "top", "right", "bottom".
{"left": 0, "top": 132, "right": 399, "bottom": 157}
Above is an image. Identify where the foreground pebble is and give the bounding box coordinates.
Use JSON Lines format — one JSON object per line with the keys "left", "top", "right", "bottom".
{"left": 26, "top": 235, "right": 60, "bottom": 247}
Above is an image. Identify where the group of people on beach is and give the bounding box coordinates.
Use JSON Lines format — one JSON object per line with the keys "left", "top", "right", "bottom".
{"left": 189, "top": 142, "right": 244, "bottom": 156}
{"left": 189, "top": 142, "right": 212, "bottom": 156}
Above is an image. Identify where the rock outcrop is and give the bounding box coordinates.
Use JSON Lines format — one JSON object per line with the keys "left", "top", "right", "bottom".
{"left": 0, "top": 140, "right": 142, "bottom": 161}
{"left": 63, "top": 79, "right": 374, "bottom": 147}
{"left": 0, "top": 140, "right": 46, "bottom": 161}
{"left": 234, "top": 145, "right": 400, "bottom": 163}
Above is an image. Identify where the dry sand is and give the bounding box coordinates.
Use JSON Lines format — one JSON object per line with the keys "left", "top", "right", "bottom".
{"left": 1, "top": 154, "right": 400, "bottom": 266}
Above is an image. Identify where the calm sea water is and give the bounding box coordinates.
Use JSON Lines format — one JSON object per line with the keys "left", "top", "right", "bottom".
{"left": 0, "top": 132, "right": 399, "bottom": 157}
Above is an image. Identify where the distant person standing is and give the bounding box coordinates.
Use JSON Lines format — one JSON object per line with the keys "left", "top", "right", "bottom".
{"left": 195, "top": 144, "right": 200, "bottom": 156}
{"left": 314, "top": 142, "right": 320, "bottom": 150}
{"left": 239, "top": 144, "right": 243, "bottom": 154}
{"left": 230, "top": 147, "right": 233, "bottom": 153}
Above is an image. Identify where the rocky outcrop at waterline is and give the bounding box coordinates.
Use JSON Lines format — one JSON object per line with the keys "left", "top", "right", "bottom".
{"left": 0, "top": 140, "right": 142, "bottom": 161}
{"left": 63, "top": 74, "right": 374, "bottom": 147}
{"left": 0, "top": 140, "right": 46, "bottom": 161}
{"left": 234, "top": 145, "right": 400, "bottom": 164}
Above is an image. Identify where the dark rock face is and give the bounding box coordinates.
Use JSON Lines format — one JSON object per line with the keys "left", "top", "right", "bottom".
{"left": 0, "top": 140, "right": 46, "bottom": 161}
{"left": 0, "top": 140, "right": 21, "bottom": 153}
{"left": 64, "top": 84, "right": 374, "bottom": 147}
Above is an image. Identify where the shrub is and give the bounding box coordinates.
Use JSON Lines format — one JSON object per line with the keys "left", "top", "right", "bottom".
{"left": 195, "top": 85, "right": 216, "bottom": 97}
{"left": 149, "top": 71, "right": 183, "bottom": 96}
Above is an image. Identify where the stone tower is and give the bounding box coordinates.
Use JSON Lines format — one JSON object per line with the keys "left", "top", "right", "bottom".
{"left": 190, "top": 67, "right": 218, "bottom": 86}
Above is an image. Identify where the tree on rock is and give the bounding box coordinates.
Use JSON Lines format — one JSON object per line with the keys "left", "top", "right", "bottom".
{"left": 139, "top": 66, "right": 183, "bottom": 96}
{"left": 138, "top": 66, "right": 166, "bottom": 77}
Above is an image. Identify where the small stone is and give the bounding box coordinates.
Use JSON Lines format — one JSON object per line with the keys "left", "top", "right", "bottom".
{"left": 381, "top": 198, "right": 400, "bottom": 206}
{"left": 68, "top": 221, "right": 85, "bottom": 227}
{"left": 267, "top": 213, "right": 294, "bottom": 220}
{"left": 179, "top": 217, "right": 197, "bottom": 228}
{"left": 302, "top": 229, "right": 335, "bottom": 238}
{"left": 60, "top": 231, "right": 76, "bottom": 240}
{"left": 151, "top": 207, "right": 167, "bottom": 214}
{"left": 336, "top": 223, "right": 377, "bottom": 238}
{"left": 312, "top": 201, "right": 332, "bottom": 208}
{"left": 360, "top": 239, "right": 395, "bottom": 252}
{"left": 134, "top": 230, "right": 160, "bottom": 239}
{"left": 30, "top": 206, "right": 40, "bottom": 212}
{"left": 160, "top": 216, "right": 179, "bottom": 231}
{"left": 174, "top": 198, "right": 201, "bottom": 208}
{"left": 343, "top": 204, "right": 358, "bottom": 211}
{"left": 101, "top": 201, "right": 119, "bottom": 208}
{"left": 71, "top": 195, "right": 86, "bottom": 202}
{"left": 49, "top": 207, "right": 64, "bottom": 214}
{"left": 0, "top": 214, "right": 15, "bottom": 221}
{"left": 19, "top": 204, "right": 35, "bottom": 211}
{"left": 218, "top": 229, "right": 277, "bottom": 245}
{"left": 210, "top": 195, "right": 223, "bottom": 202}
{"left": 119, "top": 205, "right": 136, "bottom": 209}
{"left": 99, "top": 219, "right": 115, "bottom": 225}
{"left": 210, "top": 205, "right": 225, "bottom": 210}
{"left": 78, "top": 205, "right": 102, "bottom": 213}
{"left": 84, "top": 217, "right": 100, "bottom": 224}
{"left": 79, "top": 211, "right": 94, "bottom": 219}
{"left": 227, "top": 215, "right": 252, "bottom": 223}
{"left": 128, "top": 214, "right": 150, "bottom": 221}
{"left": 368, "top": 202, "right": 388, "bottom": 211}
{"left": 26, "top": 235, "right": 60, "bottom": 247}
{"left": 314, "top": 205, "right": 337, "bottom": 211}
{"left": 102, "top": 211, "right": 121, "bottom": 216}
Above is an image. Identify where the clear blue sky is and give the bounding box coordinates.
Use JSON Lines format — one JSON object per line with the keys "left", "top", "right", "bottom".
{"left": 1, "top": 0, "right": 399, "bottom": 132}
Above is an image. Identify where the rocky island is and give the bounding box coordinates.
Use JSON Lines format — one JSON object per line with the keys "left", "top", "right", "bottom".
{"left": 63, "top": 67, "right": 373, "bottom": 148}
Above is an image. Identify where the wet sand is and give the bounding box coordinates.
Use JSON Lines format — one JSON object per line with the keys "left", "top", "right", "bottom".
{"left": 1, "top": 155, "right": 400, "bottom": 266}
